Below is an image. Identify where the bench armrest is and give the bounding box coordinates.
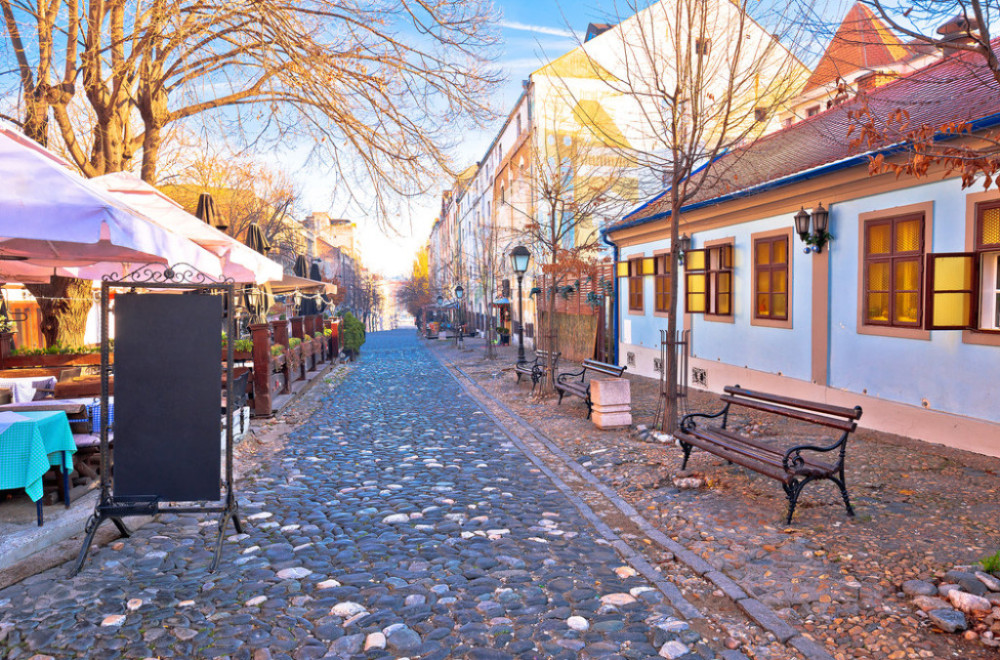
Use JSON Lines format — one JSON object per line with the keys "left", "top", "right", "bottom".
{"left": 556, "top": 368, "right": 585, "bottom": 384}
{"left": 679, "top": 405, "right": 729, "bottom": 433}
{"left": 782, "top": 435, "right": 849, "bottom": 473}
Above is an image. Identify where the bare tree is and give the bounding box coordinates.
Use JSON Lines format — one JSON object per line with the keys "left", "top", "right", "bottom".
{"left": 397, "top": 250, "right": 433, "bottom": 322}
{"left": 509, "top": 125, "right": 633, "bottom": 392}
{"left": 1, "top": 0, "right": 501, "bottom": 346}
{"left": 162, "top": 151, "right": 306, "bottom": 270}
{"left": 1, "top": 0, "right": 503, "bottom": 203}
{"left": 581, "top": 0, "right": 808, "bottom": 431}
{"left": 468, "top": 204, "right": 510, "bottom": 359}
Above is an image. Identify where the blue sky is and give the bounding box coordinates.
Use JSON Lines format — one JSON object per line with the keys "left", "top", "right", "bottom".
{"left": 345, "top": 0, "right": 628, "bottom": 278}
{"left": 339, "top": 0, "right": 855, "bottom": 277}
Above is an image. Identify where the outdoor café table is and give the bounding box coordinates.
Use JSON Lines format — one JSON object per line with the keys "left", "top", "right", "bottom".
{"left": 0, "top": 410, "right": 76, "bottom": 526}
{"left": 0, "top": 375, "right": 57, "bottom": 403}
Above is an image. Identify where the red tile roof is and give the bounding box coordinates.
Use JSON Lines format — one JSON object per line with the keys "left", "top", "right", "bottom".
{"left": 618, "top": 42, "right": 1000, "bottom": 227}
{"left": 803, "top": 2, "right": 913, "bottom": 93}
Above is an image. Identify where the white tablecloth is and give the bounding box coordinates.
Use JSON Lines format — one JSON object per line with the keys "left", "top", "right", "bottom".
{"left": 0, "top": 376, "right": 57, "bottom": 403}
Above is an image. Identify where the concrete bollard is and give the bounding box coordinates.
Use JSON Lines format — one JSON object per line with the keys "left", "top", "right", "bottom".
{"left": 590, "top": 378, "right": 632, "bottom": 429}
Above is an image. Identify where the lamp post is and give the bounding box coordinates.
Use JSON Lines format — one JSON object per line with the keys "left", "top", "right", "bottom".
{"left": 510, "top": 245, "right": 531, "bottom": 365}
{"left": 454, "top": 284, "right": 465, "bottom": 350}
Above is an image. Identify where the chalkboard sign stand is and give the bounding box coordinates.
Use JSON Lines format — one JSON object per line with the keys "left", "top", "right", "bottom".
{"left": 71, "top": 264, "right": 242, "bottom": 576}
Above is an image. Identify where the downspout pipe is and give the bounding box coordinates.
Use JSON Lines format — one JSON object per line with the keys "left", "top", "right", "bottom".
{"left": 601, "top": 229, "right": 620, "bottom": 366}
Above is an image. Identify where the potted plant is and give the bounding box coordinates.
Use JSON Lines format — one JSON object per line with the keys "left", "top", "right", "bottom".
{"left": 496, "top": 326, "right": 510, "bottom": 346}
{"left": 270, "top": 343, "right": 286, "bottom": 372}
{"left": 221, "top": 333, "right": 254, "bottom": 361}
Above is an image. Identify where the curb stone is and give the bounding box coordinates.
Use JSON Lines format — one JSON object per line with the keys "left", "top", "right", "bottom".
{"left": 446, "top": 360, "right": 823, "bottom": 659}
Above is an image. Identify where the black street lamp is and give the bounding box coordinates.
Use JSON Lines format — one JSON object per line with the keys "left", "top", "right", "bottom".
{"left": 510, "top": 245, "right": 531, "bottom": 365}
{"left": 454, "top": 284, "right": 465, "bottom": 349}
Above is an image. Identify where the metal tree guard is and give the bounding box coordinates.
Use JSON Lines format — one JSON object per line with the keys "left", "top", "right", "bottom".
{"left": 654, "top": 329, "right": 690, "bottom": 432}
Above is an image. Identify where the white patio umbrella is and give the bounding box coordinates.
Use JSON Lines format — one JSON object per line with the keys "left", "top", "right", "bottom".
{"left": 0, "top": 128, "right": 222, "bottom": 279}
{"left": 91, "top": 173, "right": 284, "bottom": 285}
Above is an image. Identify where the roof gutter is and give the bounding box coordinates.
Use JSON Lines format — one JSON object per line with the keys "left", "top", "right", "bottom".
{"left": 608, "top": 109, "right": 1000, "bottom": 236}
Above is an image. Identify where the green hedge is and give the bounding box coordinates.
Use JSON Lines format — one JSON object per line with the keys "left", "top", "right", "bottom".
{"left": 339, "top": 312, "right": 366, "bottom": 356}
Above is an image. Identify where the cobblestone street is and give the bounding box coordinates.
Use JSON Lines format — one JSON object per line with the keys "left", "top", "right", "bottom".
{"left": 0, "top": 330, "right": 742, "bottom": 660}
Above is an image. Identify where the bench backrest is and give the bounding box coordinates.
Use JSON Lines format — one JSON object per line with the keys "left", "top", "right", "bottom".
{"left": 535, "top": 350, "right": 560, "bottom": 363}
{"left": 721, "top": 385, "right": 862, "bottom": 432}
{"left": 582, "top": 359, "right": 627, "bottom": 378}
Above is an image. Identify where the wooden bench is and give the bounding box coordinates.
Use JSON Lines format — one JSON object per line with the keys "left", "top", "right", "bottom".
{"left": 676, "top": 385, "right": 863, "bottom": 523}
{"left": 514, "top": 350, "right": 560, "bottom": 391}
{"left": 555, "top": 359, "right": 627, "bottom": 418}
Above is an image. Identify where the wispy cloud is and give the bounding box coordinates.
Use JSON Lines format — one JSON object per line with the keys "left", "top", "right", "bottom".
{"left": 499, "top": 20, "right": 579, "bottom": 39}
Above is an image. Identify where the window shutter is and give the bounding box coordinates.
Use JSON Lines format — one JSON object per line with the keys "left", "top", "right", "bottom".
{"left": 684, "top": 249, "right": 708, "bottom": 314}
{"left": 642, "top": 257, "right": 657, "bottom": 275}
{"left": 616, "top": 261, "right": 629, "bottom": 278}
{"left": 924, "top": 252, "right": 977, "bottom": 329}
{"left": 685, "top": 248, "right": 707, "bottom": 272}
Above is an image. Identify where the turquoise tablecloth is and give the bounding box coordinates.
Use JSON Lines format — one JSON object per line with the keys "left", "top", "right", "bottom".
{"left": 0, "top": 411, "right": 76, "bottom": 502}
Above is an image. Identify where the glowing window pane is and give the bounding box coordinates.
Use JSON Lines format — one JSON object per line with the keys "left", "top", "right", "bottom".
{"left": 895, "top": 259, "right": 919, "bottom": 290}
{"left": 773, "top": 270, "right": 787, "bottom": 294}
{"left": 756, "top": 293, "right": 769, "bottom": 316}
{"left": 772, "top": 238, "right": 787, "bottom": 264}
{"left": 932, "top": 293, "right": 972, "bottom": 327}
{"left": 773, "top": 294, "right": 787, "bottom": 318}
{"left": 933, "top": 256, "right": 974, "bottom": 290}
{"left": 867, "top": 223, "right": 891, "bottom": 254}
{"left": 894, "top": 292, "right": 920, "bottom": 324}
{"left": 756, "top": 241, "right": 770, "bottom": 265}
{"left": 981, "top": 206, "right": 1000, "bottom": 247}
{"left": 868, "top": 262, "right": 890, "bottom": 291}
{"left": 867, "top": 293, "right": 889, "bottom": 321}
{"left": 896, "top": 218, "right": 921, "bottom": 252}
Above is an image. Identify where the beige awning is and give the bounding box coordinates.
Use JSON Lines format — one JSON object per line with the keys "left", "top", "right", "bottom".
{"left": 268, "top": 273, "right": 337, "bottom": 294}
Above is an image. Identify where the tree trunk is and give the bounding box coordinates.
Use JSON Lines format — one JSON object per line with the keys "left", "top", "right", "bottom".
{"left": 663, "top": 179, "right": 682, "bottom": 434}
{"left": 24, "top": 277, "right": 93, "bottom": 347}
{"left": 544, "top": 270, "right": 558, "bottom": 393}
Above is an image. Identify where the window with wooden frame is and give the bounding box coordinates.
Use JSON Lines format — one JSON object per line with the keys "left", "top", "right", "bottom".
{"left": 753, "top": 235, "right": 789, "bottom": 321}
{"left": 863, "top": 213, "right": 924, "bottom": 327}
{"left": 925, "top": 200, "right": 1000, "bottom": 330}
{"left": 685, "top": 243, "right": 733, "bottom": 316}
{"left": 628, "top": 258, "right": 643, "bottom": 311}
{"left": 654, "top": 253, "right": 672, "bottom": 313}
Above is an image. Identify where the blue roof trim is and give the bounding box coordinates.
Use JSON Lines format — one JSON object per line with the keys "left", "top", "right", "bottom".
{"left": 603, "top": 109, "right": 1000, "bottom": 239}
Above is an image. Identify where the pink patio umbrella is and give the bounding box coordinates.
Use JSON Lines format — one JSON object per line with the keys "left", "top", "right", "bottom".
{"left": 0, "top": 127, "right": 222, "bottom": 279}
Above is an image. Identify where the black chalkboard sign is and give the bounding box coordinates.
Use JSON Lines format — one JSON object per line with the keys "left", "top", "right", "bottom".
{"left": 113, "top": 293, "right": 222, "bottom": 501}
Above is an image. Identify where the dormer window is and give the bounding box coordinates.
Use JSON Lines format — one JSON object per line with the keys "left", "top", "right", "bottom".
{"left": 695, "top": 38, "right": 710, "bottom": 56}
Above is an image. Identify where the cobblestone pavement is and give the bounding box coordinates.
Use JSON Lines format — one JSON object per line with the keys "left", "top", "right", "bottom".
{"left": 434, "top": 336, "right": 1000, "bottom": 660}
{"left": 0, "top": 330, "right": 740, "bottom": 660}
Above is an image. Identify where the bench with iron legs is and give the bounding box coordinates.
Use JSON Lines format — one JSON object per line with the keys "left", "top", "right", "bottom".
{"left": 676, "top": 385, "right": 863, "bottom": 524}
{"left": 555, "top": 358, "right": 627, "bottom": 418}
{"left": 514, "top": 350, "right": 560, "bottom": 391}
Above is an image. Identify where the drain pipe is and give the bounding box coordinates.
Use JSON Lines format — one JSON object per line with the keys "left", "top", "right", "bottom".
{"left": 601, "top": 230, "right": 620, "bottom": 366}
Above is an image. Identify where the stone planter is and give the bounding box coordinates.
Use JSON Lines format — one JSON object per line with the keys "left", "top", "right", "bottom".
{"left": 590, "top": 378, "right": 632, "bottom": 429}
{"left": 0, "top": 352, "right": 103, "bottom": 369}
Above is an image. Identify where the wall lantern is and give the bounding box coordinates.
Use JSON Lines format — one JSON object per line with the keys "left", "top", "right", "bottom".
{"left": 794, "top": 203, "right": 831, "bottom": 253}
{"left": 677, "top": 233, "right": 692, "bottom": 265}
